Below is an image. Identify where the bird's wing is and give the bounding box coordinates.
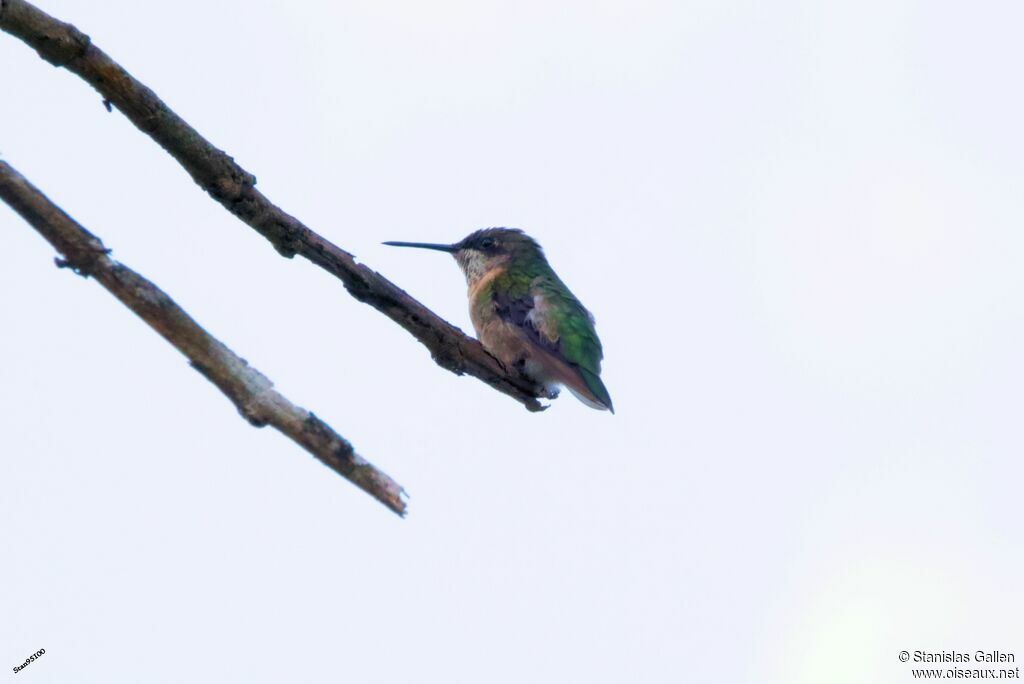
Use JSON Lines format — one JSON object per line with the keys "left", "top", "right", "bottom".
{"left": 493, "top": 274, "right": 612, "bottom": 411}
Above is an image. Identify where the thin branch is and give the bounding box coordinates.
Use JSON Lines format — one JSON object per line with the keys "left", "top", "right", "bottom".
{"left": 0, "top": 0, "right": 547, "bottom": 412}
{"left": 0, "top": 160, "right": 407, "bottom": 516}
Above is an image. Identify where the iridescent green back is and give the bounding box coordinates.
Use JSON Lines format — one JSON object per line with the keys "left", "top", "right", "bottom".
{"left": 490, "top": 235, "right": 612, "bottom": 409}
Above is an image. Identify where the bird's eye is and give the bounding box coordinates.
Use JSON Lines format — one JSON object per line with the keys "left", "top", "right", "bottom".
{"left": 479, "top": 237, "right": 496, "bottom": 249}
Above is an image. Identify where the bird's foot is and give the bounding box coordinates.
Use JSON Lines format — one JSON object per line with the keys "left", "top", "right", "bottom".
{"left": 511, "top": 357, "right": 557, "bottom": 400}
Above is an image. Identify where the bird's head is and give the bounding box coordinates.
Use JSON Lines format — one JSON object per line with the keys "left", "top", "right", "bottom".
{"left": 384, "top": 227, "right": 544, "bottom": 284}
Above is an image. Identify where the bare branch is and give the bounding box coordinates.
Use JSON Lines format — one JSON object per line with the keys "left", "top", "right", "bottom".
{"left": 0, "top": 0, "right": 547, "bottom": 412}
{"left": 0, "top": 160, "right": 407, "bottom": 516}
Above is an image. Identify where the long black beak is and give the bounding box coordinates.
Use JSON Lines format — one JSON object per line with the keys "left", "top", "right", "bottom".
{"left": 382, "top": 241, "right": 456, "bottom": 253}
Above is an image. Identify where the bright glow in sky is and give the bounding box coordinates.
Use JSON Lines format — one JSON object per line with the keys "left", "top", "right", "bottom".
{"left": 2, "top": 1, "right": 1023, "bottom": 681}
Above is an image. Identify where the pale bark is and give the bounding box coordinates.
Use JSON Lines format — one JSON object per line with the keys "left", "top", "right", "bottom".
{"left": 0, "top": 160, "right": 407, "bottom": 516}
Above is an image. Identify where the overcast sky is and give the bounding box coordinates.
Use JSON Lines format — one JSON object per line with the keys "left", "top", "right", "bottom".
{"left": 2, "top": 1, "right": 1023, "bottom": 682}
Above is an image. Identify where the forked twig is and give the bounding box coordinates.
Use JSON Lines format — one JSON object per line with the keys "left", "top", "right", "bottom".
{"left": 0, "top": 160, "right": 407, "bottom": 516}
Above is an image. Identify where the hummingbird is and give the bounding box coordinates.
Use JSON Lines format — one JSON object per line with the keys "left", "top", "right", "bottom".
{"left": 384, "top": 228, "right": 613, "bottom": 412}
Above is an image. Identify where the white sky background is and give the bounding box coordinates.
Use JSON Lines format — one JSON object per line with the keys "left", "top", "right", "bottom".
{"left": 2, "top": 0, "right": 1023, "bottom": 681}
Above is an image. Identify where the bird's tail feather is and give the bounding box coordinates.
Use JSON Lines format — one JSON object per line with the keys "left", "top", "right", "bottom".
{"left": 577, "top": 366, "right": 614, "bottom": 413}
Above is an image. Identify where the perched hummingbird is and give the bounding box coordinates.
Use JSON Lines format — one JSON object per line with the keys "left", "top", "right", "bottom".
{"left": 384, "top": 228, "right": 613, "bottom": 412}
